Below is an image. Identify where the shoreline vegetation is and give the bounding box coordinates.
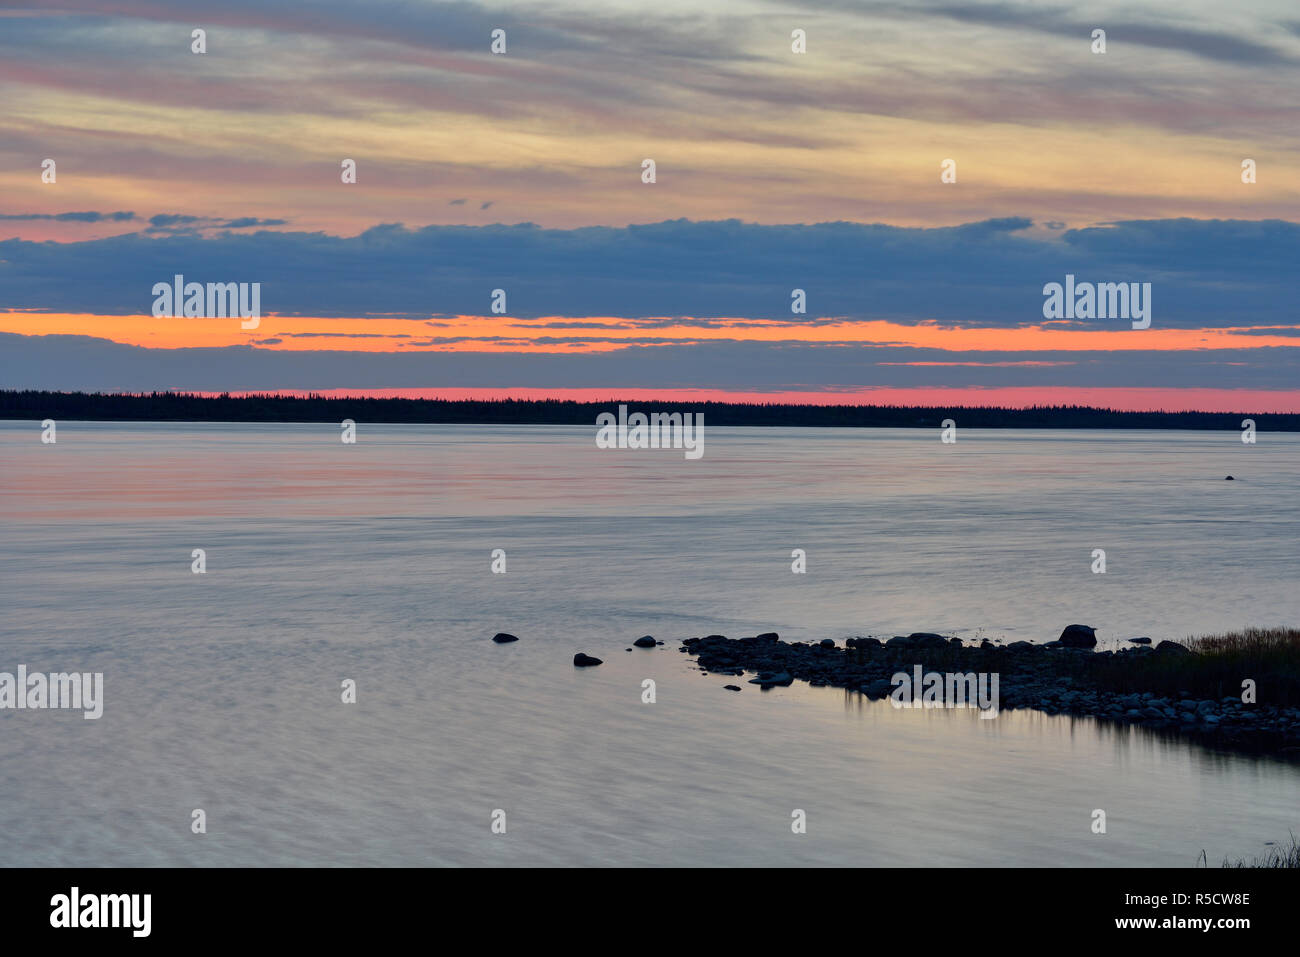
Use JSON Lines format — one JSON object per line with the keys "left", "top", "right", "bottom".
{"left": 4, "top": 390, "right": 1300, "bottom": 429}
{"left": 1214, "top": 835, "right": 1300, "bottom": 868}
{"left": 679, "top": 627, "right": 1300, "bottom": 756}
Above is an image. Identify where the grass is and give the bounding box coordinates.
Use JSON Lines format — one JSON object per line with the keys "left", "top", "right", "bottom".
{"left": 1211, "top": 834, "right": 1300, "bottom": 868}
{"left": 1086, "top": 628, "right": 1300, "bottom": 707}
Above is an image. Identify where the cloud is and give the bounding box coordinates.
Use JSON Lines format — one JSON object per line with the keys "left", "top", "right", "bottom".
{"left": 0, "top": 211, "right": 137, "bottom": 222}
{"left": 147, "top": 214, "right": 287, "bottom": 231}
{"left": 3, "top": 332, "right": 1297, "bottom": 393}
{"left": 855, "top": 1, "right": 1297, "bottom": 66}
{"left": 1, "top": 216, "right": 1297, "bottom": 328}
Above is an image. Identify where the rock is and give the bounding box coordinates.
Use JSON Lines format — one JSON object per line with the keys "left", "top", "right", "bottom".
{"left": 492, "top": 632, "right": 519, "bottom": 643}
{"left": 909, "top": 633, "right": 949, "bottom": 649}
{"left": 819, "top": 638, "right": 836, "bottom": 648}
{"left": 1128, "top": 636, "right": 1152, "bottom": 644}
{"left": 864, "top": 678, "right": 894, "bottom": 699}
{"left": 748, "top": 672, "right": 793, "bottom": 687}
{"left": 885, "top": 635, "right": 914, "bottom": 648}
{"left": 755, "top": 632, "right": 779, "bottom": 641}
{"left": 1005, "top": 640, "right": 1035, "bottom": 651}
{"left": 1225, "top": 475, "right": 1234, "bottom": 480}
{"left": 723, "top": 685, "right": 741, "bottom": 692}
{"left": 633, "top": 635, "right": 656, "bottom": 648}
{"left": 573, "top": 653, "right": 603, "bottom": 667}
{"left": 1153, "top": 640, "right": 1190, "bottom": 656}
{"left": 1058, "top": 624, "right": 1097, "bottom": 648}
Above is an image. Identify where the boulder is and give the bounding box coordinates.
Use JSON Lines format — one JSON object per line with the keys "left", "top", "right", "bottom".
{"left": 1128, "top": 636, "right": 1152, "bottom": 644}
{"left": 908, "top": 633, "right": 949, "bottom": 649}
{"left": 492, "top": 632, "right": 519, "bottom": 643}
{"left": 633, "top": 635, "right": 656, "bottom": 648}
{"left": 864, "top": 678, "right": 894, "bottom": 699}
{"left": 748, "top": 672, "right": 793, "bottom": 687}
{"left": 1153, "top": 640, "right": 1190, "bottom": 656}
{"left": 1058, "top": 624, "right": 1097, "bottom": 648}
{"left": 573, "top": 653, "right": 604, "bottom": 667}
{"left": 819, "top": 638, "right": 836, "bottom": 648}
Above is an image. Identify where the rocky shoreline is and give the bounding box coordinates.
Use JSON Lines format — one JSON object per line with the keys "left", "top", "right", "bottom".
{"left": 679, "top": 630, "right": 1300, "bottom": 756}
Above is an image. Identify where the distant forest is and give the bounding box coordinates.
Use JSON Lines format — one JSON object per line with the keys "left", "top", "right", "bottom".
{"left": 1, "top": 390, "right": 1295, "bottom": 430}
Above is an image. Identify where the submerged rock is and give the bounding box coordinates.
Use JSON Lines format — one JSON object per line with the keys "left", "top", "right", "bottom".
{"left": 748, "top": 672, "right": 793, "bottom": 688}
{"left": 492, "top": 632, "right": 519, "bottom": 643}
{"left": 723, "top": 685, "right": 741, "bottom": 692}
{"left": 573, "top": 653, "right": 603, "bottom": 667}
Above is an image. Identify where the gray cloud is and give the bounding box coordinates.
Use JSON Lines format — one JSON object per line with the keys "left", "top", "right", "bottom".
{"left": 3, "top": 332, "right": 1297, "bottom": 394}
{"left": 845, "top": 1, "right": 1298, "bottom": 65}
{"left": 0, "top": 211, "right": 137, "bottom": 222}
{"left": 1, "top": 216, "right": 1296, "bottom": 328}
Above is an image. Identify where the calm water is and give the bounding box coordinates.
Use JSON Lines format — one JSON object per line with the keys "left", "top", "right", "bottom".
{"left": 1, "top": 421, "right": 1297, "bottom": 866}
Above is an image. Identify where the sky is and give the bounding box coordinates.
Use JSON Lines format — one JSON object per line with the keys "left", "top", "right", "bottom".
{"left": 2, "top": 0, "right": 1299, "bottom": 408}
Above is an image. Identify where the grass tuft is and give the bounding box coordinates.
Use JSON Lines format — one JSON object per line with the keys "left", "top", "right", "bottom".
{"left": 1087, "top": 628, "right": 1300, "bottom": 706}
{"left": 1218, "top": 834, "right": 1300, "bottom": 868}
